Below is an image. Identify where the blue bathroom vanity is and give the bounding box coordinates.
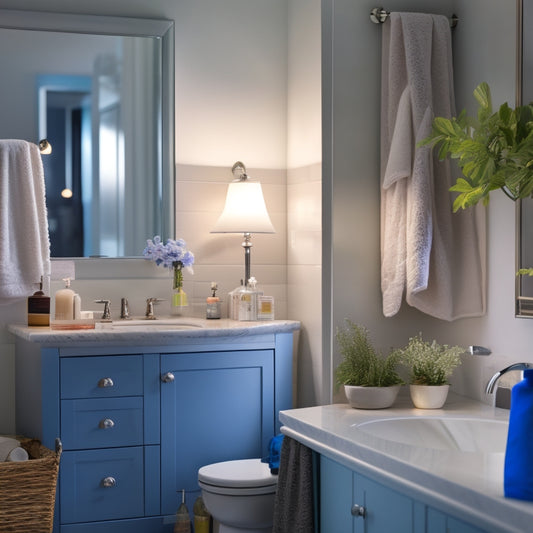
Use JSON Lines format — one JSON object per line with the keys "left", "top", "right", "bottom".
{"left": 9, "top": 319, "right": 299, "bottom": 533}
{"left": 280, "top": 394, "right": 533, "bottom": 533}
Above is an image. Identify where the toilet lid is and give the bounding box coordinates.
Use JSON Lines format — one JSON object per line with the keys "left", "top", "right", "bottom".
{"left": 198, "top": 458, "right": 278, "bottom": 489}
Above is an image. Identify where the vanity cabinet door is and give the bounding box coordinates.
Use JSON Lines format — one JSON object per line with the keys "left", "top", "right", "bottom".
{"left": 60, "top": 447, "right": 145, "bottom": 524}
{"left": 61, "top": 396, "right": 144, "bottom": 449}
{"left": 61, "top": 355, "right": 143, "bottom": 398}
{"left": 159, "top": 349, "right": 275, "bottom": 514}
{"left": 354, "top": 473, "right": 415, "bottom": 533}
{"left": 319, "top": 455, "right": 422, "bottom": 533}
{"left": 320, "top": 455, "right": 354, "bottom": 532}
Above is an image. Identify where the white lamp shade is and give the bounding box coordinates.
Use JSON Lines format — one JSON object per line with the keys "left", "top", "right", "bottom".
{"left": 211, "top": 181, "right": 275, "bottom": 234}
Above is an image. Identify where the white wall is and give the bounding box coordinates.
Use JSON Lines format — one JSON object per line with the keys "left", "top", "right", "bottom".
{"left": 287, "top": 0, "right": 322, "bottom": 407}
{"left": 323, "top": 0, "right": 530, "bottom": 404}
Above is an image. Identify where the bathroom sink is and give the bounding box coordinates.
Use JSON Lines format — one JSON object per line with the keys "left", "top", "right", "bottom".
{"left": 355, "top": 416, "right": 508, "bottom": 453}
{"left": 99, "top": 319, "right": 204, "bottom": 331}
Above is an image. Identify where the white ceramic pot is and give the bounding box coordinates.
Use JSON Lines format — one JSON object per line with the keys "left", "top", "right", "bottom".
{"left": 409, "top": 384, "right": 450, "bottom": 409}
{"left": 344, "top": 384, "right": 401, "bottom": 409}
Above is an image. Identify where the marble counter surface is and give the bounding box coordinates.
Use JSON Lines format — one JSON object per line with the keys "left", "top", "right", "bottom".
{"left": 280, "top": 391, "right": 532, "bottom": 533}
{"left": 8, "top": 318, "right": 300, "bottom": 347}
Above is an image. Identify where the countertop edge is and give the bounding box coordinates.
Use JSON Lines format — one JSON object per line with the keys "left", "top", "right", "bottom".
{"left": 7, "top": 319, "right": 300, "bottom": 346}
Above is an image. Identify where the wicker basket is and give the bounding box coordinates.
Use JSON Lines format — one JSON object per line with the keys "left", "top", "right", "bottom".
{"left": 0, "top": 438, "right": 61, "bottom": 533}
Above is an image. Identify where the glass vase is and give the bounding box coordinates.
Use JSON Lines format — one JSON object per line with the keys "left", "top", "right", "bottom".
{"left": 171, "top": 262, "right": 188, "bottom": 315}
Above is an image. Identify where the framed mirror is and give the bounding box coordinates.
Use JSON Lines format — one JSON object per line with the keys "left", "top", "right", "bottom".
{"left": 0, "top": 9, "right": 175, "bottom": 258}
{"left": 516, "top": 0, "right": 533, "bottom": 315}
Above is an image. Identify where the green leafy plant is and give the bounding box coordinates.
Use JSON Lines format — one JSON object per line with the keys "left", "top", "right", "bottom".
{"left": 420, "top": 82, "right": 533, "bottom": 212}
{"left": 394, "top": 334, "right": 464, "bottom": 386}
{"left": 334, "top": 321, "right": 403, "bottom": 389}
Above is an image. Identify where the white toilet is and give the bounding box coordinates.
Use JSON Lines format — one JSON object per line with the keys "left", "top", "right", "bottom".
{"left": 198, "top": 458, "right": 278, "bottom": 533}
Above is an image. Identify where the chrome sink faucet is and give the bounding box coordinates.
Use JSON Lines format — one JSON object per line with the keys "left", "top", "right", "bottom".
{"left": 145, "top": 298, "right": 163, "bottom": 320}
{"left": 485, "top": 362, "right": 533, "bottom": 394}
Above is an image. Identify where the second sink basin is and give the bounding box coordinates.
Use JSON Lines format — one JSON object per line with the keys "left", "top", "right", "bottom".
{"left": 355, "top": 416, "right": 508, "bottom": 453}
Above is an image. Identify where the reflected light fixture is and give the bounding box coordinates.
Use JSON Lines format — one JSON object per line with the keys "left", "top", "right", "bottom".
{"left": 211, "top": 161, "right": 275, "bottom": 285}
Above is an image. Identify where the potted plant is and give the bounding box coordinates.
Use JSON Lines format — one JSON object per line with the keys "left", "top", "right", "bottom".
{"left": 394, "top": 334, "right": 465, "bottom": 409}
{"left": 420, "top": 82, "right": 533, "bottom": 213}
{"left": 335, "top": 320, "right": 403, "bottom": 409}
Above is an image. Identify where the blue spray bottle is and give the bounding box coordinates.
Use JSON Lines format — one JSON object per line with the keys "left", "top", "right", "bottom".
{"left": 504, "top": 369, "right": 533, "bottom": 500}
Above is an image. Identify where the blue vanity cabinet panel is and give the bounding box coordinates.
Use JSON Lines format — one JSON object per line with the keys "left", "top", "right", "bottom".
{"left": 60, "top": 517, "right": 174, "bottom": 533}
{"left": 354, "top": 473, "right": 415, "bottom": 533}
{"left": 320, "top": 455, "right": 354, "bottom": 532}
{"left": 13, "top": 330, "right": 296, "bottom": 533}
{"left": 160, "top": 349, "right": 275, "bottom": 515}
{"left": 274, "top": 332, "right": 294, "bottom": 433}
{"left": 61, "top": 355, "right": 144, "bottom": 398}
{"left": 319, "top": 455, "right": 422, "bottom": 533}
{"left": 60, "top": 447, "right": 145, "bottom": 524}
{"left": 319, "top": 455, "right": 487, "bottom": 533}
{"left": 60, "top": 396, "right": 144, "bottom": 449}
{"left": 426, "top": 508, "right": 486, "bottom": 533}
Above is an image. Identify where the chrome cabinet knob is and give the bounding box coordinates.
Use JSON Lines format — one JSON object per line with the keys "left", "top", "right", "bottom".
{"left": 351, "top": 504, "right": 366, "bottom": 518}
{"left": 98, "top": 377, "right": 114, "bottom": 388}
{"left": 98, "top": 418, "right": 115, "bottom": 429}
{"left": 161, "top": 372, "right": 175, "bottom": 383}
{"left": 101, "top": 476, "right": 116, "bottom": 488}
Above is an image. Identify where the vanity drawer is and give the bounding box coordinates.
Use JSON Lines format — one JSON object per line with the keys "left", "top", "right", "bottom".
{"left": 61, "top": 355, "right": 143, "bottom": 398}
{"left": 61, "top": 397, "right": 144, "bottom": 450}
{"left": 60, "top": 447, "right": 144, "bottom": 524}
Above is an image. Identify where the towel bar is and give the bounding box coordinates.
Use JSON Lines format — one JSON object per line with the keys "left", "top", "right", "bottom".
{"left": 370, "top": 7, "right": 458, "bottom": 28}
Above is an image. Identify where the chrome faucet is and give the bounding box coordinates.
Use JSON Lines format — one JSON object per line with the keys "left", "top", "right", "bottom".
{"left": 485, "top": 362, "right": 533, "bottom": 394}
{"left": 145, "top": 298, "right": 163, "bottom": 320}
{"left": 95, "top": 299, "right": 112, "bottom": 321}
{"left": 120, "top": 298, "right": 130, "bottom": 320}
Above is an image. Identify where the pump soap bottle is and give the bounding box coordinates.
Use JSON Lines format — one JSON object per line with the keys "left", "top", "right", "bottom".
{"left": 504, "top": 369, "right": 533, "bottom": 501}
{"left": 206, "top": 282, "right": 221, "bottom": 319}
{"left": 27, "top": 276, "right": 50, "bottom": 326}
{"left": 55, "top": 278, "right": 76, "bottom": 321}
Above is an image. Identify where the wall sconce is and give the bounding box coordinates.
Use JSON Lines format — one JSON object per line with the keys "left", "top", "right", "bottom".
{"left": 211, "top": 161, "right": 275, "bottom": 285}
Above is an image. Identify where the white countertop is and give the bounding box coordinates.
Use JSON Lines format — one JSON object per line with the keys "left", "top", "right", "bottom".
{"left": 280, "top": 391, "right": 533, "bottom": 533}
{"left": 8, "top": 318, "right": 300, "bottom": 347}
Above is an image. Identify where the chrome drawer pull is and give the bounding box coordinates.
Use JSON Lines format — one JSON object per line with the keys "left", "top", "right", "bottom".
{"left": 161, "top": 372, "right": 175, "bottom": 383}
{"left": 351, "top": 504, "right": 366, "bottom": 518}
{"left": 98, "top": 418, "right": 115, "bottom": 429}
{"left": 98, "top": 377, "right": 114, "bottom": 388}
{"left": 101, "top": 476, "right": 116, "bottom": 488}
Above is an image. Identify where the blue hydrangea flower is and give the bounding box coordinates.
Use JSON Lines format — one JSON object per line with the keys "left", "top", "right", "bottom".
{"left": 143, "top": 236, "right": 195, "bottom": 273}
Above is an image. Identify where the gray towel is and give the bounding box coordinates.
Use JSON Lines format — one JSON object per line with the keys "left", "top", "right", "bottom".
{"left": 272, "top": 436, "right": 314, "bottom": 533}
{"left": 380, "top": 13, "right": 486, "bottom": 320}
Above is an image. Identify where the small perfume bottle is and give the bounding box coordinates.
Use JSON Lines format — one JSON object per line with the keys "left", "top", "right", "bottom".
{"left": 206, "top": 282, "right": 221, "bottom": 319}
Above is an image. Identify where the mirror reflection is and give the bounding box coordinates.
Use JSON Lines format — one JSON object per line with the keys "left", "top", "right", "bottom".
{"left": 0, "top": 12, "right": 174, "bottom": 258}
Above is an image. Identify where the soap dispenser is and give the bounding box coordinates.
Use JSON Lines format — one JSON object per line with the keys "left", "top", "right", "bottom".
{"left": 27, "top": 276, "right": 50, "bottom": 326}
{"left": 504, "top": 368, "right": 533, "bottom": 500}
{"left": 54, "top": 278, "right": 76, "bottom": 320}
{"left": 206, "top": 282, "right": 221, "bottom": 319}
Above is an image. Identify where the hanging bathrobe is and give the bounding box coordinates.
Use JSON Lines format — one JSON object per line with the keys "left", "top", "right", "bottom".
{"left": 380, "top": 12, "right": 486, "bottom": 320}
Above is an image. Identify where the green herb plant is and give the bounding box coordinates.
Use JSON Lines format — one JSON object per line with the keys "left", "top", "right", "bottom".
{"left": 334, "top": 321, "right": 403, "bottom": 389}
{"left": 420, "top": 82, "right": 533, "bottom": 212}
{"left": 394, "top": 334, "right": 464, "bottom": 386}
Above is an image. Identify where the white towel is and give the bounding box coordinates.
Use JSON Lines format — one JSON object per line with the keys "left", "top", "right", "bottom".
{"left": 380, "top": 13, "right": 486, "bottom": 320}
{"left": 0, "top": 140, "right": 50, "bottom": 303}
